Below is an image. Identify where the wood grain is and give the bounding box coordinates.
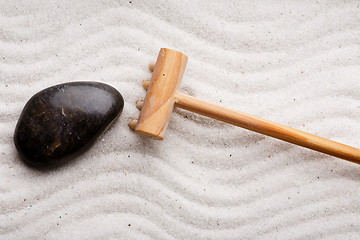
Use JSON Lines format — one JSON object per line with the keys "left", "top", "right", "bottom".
{"left": 135, "top": 48, "right": 188, "bottom": 139}
{"left": 175, "top": 92, "right": 360, "bottom": 164}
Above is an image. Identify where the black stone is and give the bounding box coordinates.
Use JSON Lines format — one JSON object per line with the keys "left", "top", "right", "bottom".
{"left": 14, "top": 81, "right": 124, "bottom": 168}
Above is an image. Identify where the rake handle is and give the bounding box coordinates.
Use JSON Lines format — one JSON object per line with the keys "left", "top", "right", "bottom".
{"left": 175, "top": 92, "right": 360, "bottom": 165}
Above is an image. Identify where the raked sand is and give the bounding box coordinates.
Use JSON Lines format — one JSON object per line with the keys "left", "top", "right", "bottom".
{"left": 1, "top": 0, "right": 360, "bottom": 239}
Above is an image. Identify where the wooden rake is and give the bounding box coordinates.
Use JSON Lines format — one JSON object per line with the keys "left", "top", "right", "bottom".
{"left": 129, "top": 48, "right": 360, "bottom": 165}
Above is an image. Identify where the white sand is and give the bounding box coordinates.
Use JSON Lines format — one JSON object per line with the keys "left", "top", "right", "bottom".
{"left": 1, "top": 0, "right": 360, "bottom": 239}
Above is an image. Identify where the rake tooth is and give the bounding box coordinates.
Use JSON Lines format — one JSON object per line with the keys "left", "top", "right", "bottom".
{"left": 142, "top": 80, "right": 150, "bottom": 90}
{"left": 128, "top": 120, "right": 138, "bottom": 130}
{"left": 136, "top": 100, "right": 144, "bottom": 110}
{"left": 149, "top": 63, "right": 155, "bottom": 72}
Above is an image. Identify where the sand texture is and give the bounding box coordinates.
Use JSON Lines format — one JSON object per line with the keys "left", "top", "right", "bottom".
{"left": 1, "top": 0, "right": 360, "bottom": 239}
